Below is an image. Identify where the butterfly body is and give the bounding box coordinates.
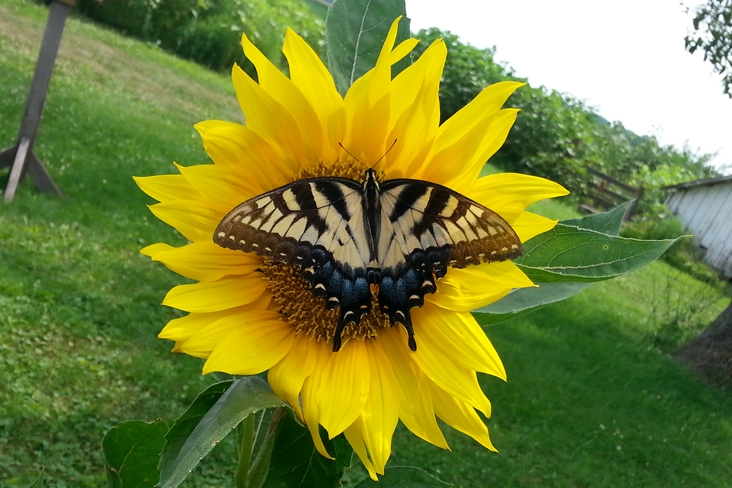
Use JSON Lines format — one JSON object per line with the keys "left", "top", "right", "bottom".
{"left": 214, "top": 169, "right": 522, "bottom": 352}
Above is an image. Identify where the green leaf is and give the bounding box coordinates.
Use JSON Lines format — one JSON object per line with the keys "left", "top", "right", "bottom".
{"left": 102, "top": 420, "right": 168, "bottom": 488}
{"left": 515, "top": 224, "right": 684, "bottom": 283}
{"left": 326, "top": 0, "right": 411, "bottom": 96}
{"left": 158, "top": 381, "right": 233, "bottom": 481}
{"left": 332, "top": 432, "right": 355, "bottom": 474}
{"left": 247, "top": 409, "right": 281, "bottom": 488}
{"left": 158, "top": 376, "right": 284, "bottom": 488}
{"left": 260, "top": 410, "right": 353, "bottom": 488}
{"left": 353, "top": 466, "right": 452, "bottom": 487}
{"left": 561, "top": 201, "right": 631, "bottom": 236}
{"left": 27, "top": 470, "right": 43, "bottom": 488}
{"left": 474, "top": 281, "right": 593, "bottom": 325}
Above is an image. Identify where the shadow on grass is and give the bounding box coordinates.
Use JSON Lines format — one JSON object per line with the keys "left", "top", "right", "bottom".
{"left": 388, "top": 291, "right": 732, "bottom": 488}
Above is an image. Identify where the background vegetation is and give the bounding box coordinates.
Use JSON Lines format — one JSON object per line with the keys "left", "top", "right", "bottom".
{"left": 686, "top": 0, "right": 732, "bottom": 97}
{"left": 57, "top": 0, "right": 721, "bottom": 222}
{"left": 2, "top": 0, "right": 731, "bottom": 486}
{"left": 73, "top": 0, "right": 325, "bottom": 75}
{"left": 413, "top": 28, "right": 719, "bottom": 222}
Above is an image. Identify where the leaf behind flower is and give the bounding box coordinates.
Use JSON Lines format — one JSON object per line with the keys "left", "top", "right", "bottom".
{"left": 326, "top": 0, "right": 411, "bottom": 95}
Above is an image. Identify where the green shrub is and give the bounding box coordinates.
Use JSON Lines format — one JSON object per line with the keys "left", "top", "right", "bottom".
{"left": 414, "top": 28, "right": 719, "bottom": 222}
{"left": 74, "top": 0, "right": 325, "bottom": 73}
{"left": 75, "top": 0, "right": 155, "bottom": 38}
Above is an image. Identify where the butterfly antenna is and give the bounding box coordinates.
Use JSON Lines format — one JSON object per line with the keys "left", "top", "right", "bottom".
{"left": 338, "top": 143, "right": 368, "bottom": 170}
{"left": 338, "top": 140, "right": 397, "bottom": 171}
{"left": 372, "top": 139, "right": 397, "bottom": 171}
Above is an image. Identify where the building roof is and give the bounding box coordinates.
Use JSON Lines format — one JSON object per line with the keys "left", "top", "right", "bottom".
{"left": 662, "top": 174, "right": 732, "bottom": 191}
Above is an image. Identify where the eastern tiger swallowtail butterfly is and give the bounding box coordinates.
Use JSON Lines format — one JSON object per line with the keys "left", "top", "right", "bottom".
{"left": 214, "top": 169, "right": 522, "bottom": 352}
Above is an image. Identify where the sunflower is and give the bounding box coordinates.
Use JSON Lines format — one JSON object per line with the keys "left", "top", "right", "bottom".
{"left": 135, "top": 18, "right": 568, "bottom": 479}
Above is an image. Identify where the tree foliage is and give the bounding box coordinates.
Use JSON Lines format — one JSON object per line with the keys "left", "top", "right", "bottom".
{"left": 62, "top": 4, "right": 718, "bottom": 222}
{"left": 415, "top": 28, "right": 718, "bottom": 220}
{"left": 74, "top": 0, "right": 325, "bottom": 73}
{"left": 685, "top": 0, "right": 732, "bottom": 97}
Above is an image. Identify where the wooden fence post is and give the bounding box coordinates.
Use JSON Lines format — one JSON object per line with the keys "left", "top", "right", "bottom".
{"left": 0, "top": 0, "right": 75, "bottom": 202}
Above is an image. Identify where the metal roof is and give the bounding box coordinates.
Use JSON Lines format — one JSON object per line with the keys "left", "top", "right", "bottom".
{"left": 662, "top": 174, "right": 732, "bottom": 191}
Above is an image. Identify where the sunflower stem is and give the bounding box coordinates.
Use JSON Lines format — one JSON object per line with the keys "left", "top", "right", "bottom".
{"left": 235, "top": 413, "right": 256, "bottom": 488}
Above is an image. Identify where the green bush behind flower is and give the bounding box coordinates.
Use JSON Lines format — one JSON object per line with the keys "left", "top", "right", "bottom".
{"left": 64, "top": 1, "right": 716, "bottom": 223}
{"left": 414, "top": 28, "right": 719, "bottom": 221}
{"left": 72, "top": 0, "right": 325, "bottom": 74}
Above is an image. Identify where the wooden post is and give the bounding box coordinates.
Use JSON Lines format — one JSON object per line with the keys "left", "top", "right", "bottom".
{"left": 0, "top": 0, "right": 75, "bottom": 202}
{"left": 623, "top": 186, "right": 645, "bottom": 223}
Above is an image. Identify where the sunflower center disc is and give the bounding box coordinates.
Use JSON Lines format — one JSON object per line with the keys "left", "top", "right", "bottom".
{"left": 260, "top": 159, "right": 392, "bottom": 345}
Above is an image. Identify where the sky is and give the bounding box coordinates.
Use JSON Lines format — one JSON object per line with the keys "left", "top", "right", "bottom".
{"left": 407, "top": 0, "right": 732, "bottom": 173}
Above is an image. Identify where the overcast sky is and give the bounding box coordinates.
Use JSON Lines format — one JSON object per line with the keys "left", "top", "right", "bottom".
{"left": 407, "top": 0, "right": 732, "bottom": 173}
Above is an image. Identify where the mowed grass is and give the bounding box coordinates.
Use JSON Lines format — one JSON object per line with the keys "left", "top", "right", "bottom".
{"left": 1, "top": 1, "right": 732, "bottom": 486}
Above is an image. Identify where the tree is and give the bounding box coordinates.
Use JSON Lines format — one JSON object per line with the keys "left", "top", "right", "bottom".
{"left": 676, "top": 298, "right": 732, "bottom": 385}
{"left": 685, "top": 0, "right": 732, "bottom": 97}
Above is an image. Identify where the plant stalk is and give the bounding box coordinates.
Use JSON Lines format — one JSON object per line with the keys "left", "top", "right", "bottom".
{"left": 235, "top": 413, "right": 256, "bottom": 488}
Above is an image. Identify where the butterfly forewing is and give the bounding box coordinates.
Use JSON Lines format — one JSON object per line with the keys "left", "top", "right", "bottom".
{"left": 380, "top": 179, "right": 522, "bottom": 265}
{"left": 215, "top": 178, "right": 360, "bottom": 260}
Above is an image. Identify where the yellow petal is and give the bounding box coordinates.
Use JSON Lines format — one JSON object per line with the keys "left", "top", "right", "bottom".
{"left": 429, "top": 261, "right": 535, "bottom": 312}
{"left": 174, "top": 163, "right": 256, "bottom": 215}
{"left": 436, "top": 81, "right": 523, "bottom": 150}
{"left": 283, "top": 29, "right": 345, "bottom": 164}
{"left": 267, "top": 334, "right": 318, "bottom": 421}
{"left": 513, "top": 212, "right": 559, "bottom": 242}
{"left": 148, "top": 200, "right": 220, "bottom": 242}
{"left": 202, "top": 318, "right": 294, "bottom": 375}
{"left": 469, "top": 173, "right": 569, "bottom": 223}
{"left": 357, "top": 341, "right": 400, "bottom": 473}
{"left": 390, "top": 38, "right": 420, "bottom": 65}
{"left": 158, "top": 294, "right": 272, "bottom": 344}
{"left": 180, "top": 309, "right": 282, "bottom": 359}
{"left": 162, "top": 275, "right": 269, "bottom": 313}
{"left": 424, "top": 109, "right": 518, "bottom": 192}
{"left": 241, "top": 34, "right": 323, "bottom": 164}
{"left": 301, "top": 340, "right": 335, "bottom": 459}
{"left": 420, "top": 81, "right": 523, "bottom": 188}
{"left": 195, "top": 120, "right": 290, "bottom": 192}
{"left": 134, "top": 174, "right": 200, "bottom": 203}
{"left": 343, "top": 18, "right": 401, "bottom": 164}
{"left": 380, "top": 328, "right": 448, "bottom": 449}
{"left": 142, "top": 241, "right": 261, "bottom": 281}
{"left": 231, "top": 64, "right": 304, "bottom": 171}
{"left": 411, "top": 308, "right": 506, "bottom": 379}
{"left": 385, "top": 39, "right": 445, "bottom": 179}
{"left": 159, "top": 310, "right": 231, "bottom": 344}
{"left": 344, "top": 423, "right": 378, "bottom": 481}
{"left": 428, "top": 379, "right": 496, "bottom": 451}
{"left": 316, "top": 339, "right": 370, "bottom": 437}
{"left": 400, "top": 305, "right": 493, "bottom": 416}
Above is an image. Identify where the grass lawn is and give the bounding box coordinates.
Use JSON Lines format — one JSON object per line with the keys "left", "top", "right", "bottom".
{"left": 2, "top": 1, "right": 732, "bottom": 486}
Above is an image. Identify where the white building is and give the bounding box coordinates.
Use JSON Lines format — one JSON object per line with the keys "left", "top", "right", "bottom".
{"left": 665, "top": 176, "right": 732, "bottom": 278}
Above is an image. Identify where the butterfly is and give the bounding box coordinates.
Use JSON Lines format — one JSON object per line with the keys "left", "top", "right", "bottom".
{"left": 214, "top": 168, "right": 522, "bottom": 352}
